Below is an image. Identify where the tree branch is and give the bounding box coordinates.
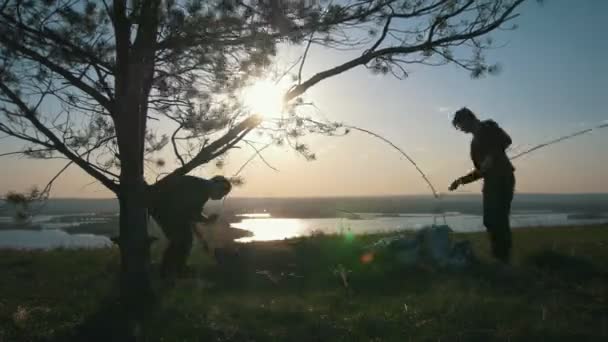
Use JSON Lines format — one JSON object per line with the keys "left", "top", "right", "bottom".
{"left": 155, "top": 115, "right": 262, "bottom": 186}
{"left": 0, "top": 148, "right": 54, "bottom": 158}
{"left": 285, "top": 0, "right": 525, "bottom": 102}
{"left": 392, "top": 0, "right": 451, "bottom": 19}
{"left": 171, "top": 124, "right": 186, "bottom": 166}
{"left": 298, "top": 33, "right": 314, "bottom": 85}
{"left": 0, "top": 36, "right": 114, "bottom": 114}
{"left": 426, "top": 0, "right": 475, "bottom": 44}
{"left": 0, "top": 81, "right": 119, "bottom": 193}
{"left": 366, "top": 12, "right": 393, "bottom": 54}
{"left": 39, "top": 160, "right": 74, "bottom": 199}
{"left": 0, "top": 12, "right": 115, "bottom": 72}
{"left": 233, "top": 141, "right": 278, "bottom": 177}
{"left": 0, "top": 121, "right": 55, "bottom": 149}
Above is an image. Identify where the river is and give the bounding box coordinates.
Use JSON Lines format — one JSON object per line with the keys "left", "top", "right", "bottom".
{"left": 1, "top": 211, "right": 606, "bottom": 249}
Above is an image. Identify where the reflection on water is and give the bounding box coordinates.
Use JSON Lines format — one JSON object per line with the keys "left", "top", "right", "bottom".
{"left": 1, "top": 211, "right": 606, "bottom": 248}
{"left": 0, "top": 229, "right": 112, "bottom": 250}
{"left": 0, "top": 213, "right": 112, "bottom": 230}
{"left": 231, "top": 212, "right": 608, "bottom": 242}
{"left": 232, "top": 218, "right": 306, "bottom": 242}
{"left": 235, "top": 213, "right": 272, "bottom": 218}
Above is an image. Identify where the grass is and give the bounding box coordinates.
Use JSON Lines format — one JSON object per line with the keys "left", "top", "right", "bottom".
{"left": 1, "top": 225, "right": 607, "bottom": 341}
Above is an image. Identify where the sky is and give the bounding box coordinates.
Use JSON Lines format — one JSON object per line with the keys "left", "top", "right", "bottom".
{"left": 1, "top": 0, "right": 607, "bottom": 198}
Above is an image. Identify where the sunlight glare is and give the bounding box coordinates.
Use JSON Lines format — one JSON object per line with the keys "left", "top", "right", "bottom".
{"left": 241, "top": 79, "right": 286, "bottom": 120}
{"left": 232, "top": 218, "right": 305, "bottom": 242}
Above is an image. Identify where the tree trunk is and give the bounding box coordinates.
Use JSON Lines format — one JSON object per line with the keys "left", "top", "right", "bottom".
{"left": 117, "top": 177, "right": 153, "bottom": 326}
{"left": 111, "top": 2, "right": 160, "bottom": 328}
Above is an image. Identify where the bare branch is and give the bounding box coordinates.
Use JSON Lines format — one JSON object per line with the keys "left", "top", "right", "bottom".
{"left": 366, "top": 13, "right": 393, "bottom": 53}
{"left": 0, "top": 12, "right": 115, "bottom": 72}
{"left": 39, "top": 161, "right": 74, "bottom": 199}
{"left": 155, "top": 115, "right": 263, "bottom": 186}
{"left": 275, "top": 55, "right": 303, "bottom": 85}
{"left": 285, "top": 0, "right": 526, "bottom": 102}
{"left": 233, "top": 141, "right": 278, "bottom": 177}
{"left": 0, "top": 148, "right": 54, "bottom": 158}
{"left": 392, "top": 0, "right": 451, "bottom": 19}
{"left": 171, "top": 125, "right": 186, "bottom": 166}
{"left": 0, "top": 81, "right": 119, "bottom": 193}
{"left": 298, "top": 33, "right": 315, "bottom": 85}
{"left": 427, "top": 0, "right": 476, "bottom": 44}
{"left": 0, "top": 36, "right": 114, "bottom": 114}
{"left": 0, "top": 121, "right": 55, "bottom": 149}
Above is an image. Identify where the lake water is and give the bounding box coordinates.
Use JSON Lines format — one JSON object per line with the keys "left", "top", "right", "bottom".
{"left": 231, "top": 211, "right": 608, "bottom": 242}
{"left": 1, "top": 211, "right": 606, "bottom": 249}
{"left": 0, "top": 229, "right": 112, "bottom": 250}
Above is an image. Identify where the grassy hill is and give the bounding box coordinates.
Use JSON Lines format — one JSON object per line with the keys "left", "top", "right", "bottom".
{"left": 1, "top": 225, "right": 607, "bottom": 341}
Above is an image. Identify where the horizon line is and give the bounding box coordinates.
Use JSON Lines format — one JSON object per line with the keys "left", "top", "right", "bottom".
{"left": 20, "top": 192, "right": 608, "bottom": 201}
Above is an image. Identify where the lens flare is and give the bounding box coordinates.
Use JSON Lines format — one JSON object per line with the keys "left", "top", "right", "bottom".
{"left": 360, "top": 252, "right": 375, "bottom": 264}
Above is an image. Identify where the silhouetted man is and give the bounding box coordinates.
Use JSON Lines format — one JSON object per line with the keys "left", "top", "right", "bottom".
{"left": 449, "top": 107, "right": 515, "bottom": 264}
{"left": 147, "top": 175, "right": 232, "bottom": 277}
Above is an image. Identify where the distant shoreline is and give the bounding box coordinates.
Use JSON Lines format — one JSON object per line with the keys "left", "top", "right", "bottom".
{"left": 4, "top": 192, "right": 607, "bottom": 201}
{"left": 2, "top": 193, "right": 606, "bottom": 217}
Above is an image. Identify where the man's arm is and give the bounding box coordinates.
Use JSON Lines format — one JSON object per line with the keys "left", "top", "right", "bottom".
{"left": 451, "top": 154, "right": 493, "bottom": 189}
{"left": 197, "top": 213, "right": 219, "bottom": 224}
{"left": 450, "top": 122, "right": 512, "bottom": 191}
{"left": 460, "top": 169, "right": 483, "bottom": 185}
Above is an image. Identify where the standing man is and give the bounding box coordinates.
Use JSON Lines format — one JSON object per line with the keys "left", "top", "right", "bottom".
{"left": 448, "top": 107, "right": 515, "bottom": 264}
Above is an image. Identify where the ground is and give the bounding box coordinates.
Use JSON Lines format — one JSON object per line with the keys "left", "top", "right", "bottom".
{"left": 1, "top": 225, "right": 607, "bottom": 341}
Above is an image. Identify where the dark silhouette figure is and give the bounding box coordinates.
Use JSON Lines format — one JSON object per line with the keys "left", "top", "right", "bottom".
{"left": 449, "top": 107, "right": 515, "bottom": 263}
{"left": 147, "top": 175, "right": 232, "bottom": 277}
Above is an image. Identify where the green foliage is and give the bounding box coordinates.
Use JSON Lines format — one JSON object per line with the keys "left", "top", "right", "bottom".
{"left": 2, "top": 188, "right": 44, "bottom": 221}
{"left": 5, "top": 191, "right": 29, "bottom": 205}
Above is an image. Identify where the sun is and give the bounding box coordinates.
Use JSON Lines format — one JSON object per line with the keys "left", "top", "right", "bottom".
{"left": 241, "top": 79, "right": 286, "bottom": 120}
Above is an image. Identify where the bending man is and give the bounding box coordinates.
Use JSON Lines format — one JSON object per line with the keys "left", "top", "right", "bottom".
{"left": 449, "top": 107, "right": 515, "bottom": 264}
{"left": 148, "top": 175, "right": 232, "bottom": 277}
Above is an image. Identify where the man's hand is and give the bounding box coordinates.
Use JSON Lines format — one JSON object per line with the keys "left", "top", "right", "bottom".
{"left": 449, "top": 178, "right": 462, "bottom": 191}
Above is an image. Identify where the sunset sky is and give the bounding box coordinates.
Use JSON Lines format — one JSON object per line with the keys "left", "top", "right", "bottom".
{"left": 1, "top": 0, "right": 606, "bottom": 198}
